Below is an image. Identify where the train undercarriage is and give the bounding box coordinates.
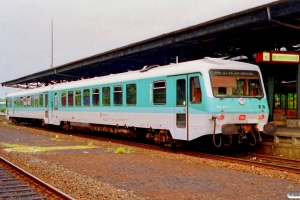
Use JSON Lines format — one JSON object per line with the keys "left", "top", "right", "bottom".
{"left": 10, "top": 117, "right": 276, "bottom": 148}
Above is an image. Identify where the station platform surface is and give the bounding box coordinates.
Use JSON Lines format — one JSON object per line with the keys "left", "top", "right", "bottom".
{"left": 276, "top": 127, "right": 300, "bottom": 136}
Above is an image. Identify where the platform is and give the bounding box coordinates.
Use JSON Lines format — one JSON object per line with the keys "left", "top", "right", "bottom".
{"left": 256, "top": 127, "right": 300, "bottom": 159}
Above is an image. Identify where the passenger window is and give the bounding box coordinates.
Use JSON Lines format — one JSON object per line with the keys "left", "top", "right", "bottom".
{"left": 102, "top": 87, "right": 110, "bottom": 106}
{"left": 84, "top": 89, "right": 90, "bottom": 106}
{"left": 114, "top": 86, "right": 122, "bottom": 105}
{"left": 20, "top": 97, "right": 23, "bottom": 108}
{"left": 68, "top": 91, "right": 73, "bottom": 106}
{"left": 76, "top": 90, "right": 81, "bottom": 106}
{"left": 35, "top": 94, "right": 39, "bottom": 107}
{"left": 23, "top": 97, "right": 27, "bottom": 107}
{"left": 190, "top": 77, "right": 201, "bottom": 103}
{"left": 92, "top": 88, "right": 100, "bottom": 106}
{"left": 62, "top": 92, "right": 66, "bottom": 107}
{"left": 45, "top": 94, "right": 48, "bottom": 107}
{"left": 31, "top": 95, "right": 35, "bottom": 107}
{"left": 27, "top": 96, "right": 31, "bottom": 107}
{"left": 153, "top": 81, "right": 166, "bottom": 104}
{"left": 39, "top": 94, "right": 43, "bottom": 107}
{"left": 126, "top": 84, "right": 136, "bottom": 105}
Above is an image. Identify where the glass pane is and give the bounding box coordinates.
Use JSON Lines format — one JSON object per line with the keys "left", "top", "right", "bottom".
{"left": 35, "top": 95, "right": 39, "bottom": 107}
{"left": 76, "top": 90, "right": 81, "bottom": 106}
{"left": 102, "top": 87, "right": 110, "bottom": 106}
{"left": 176, "top": 79, "right": 186, "bottom": 106}
{"left": 153, "top": 81, "right": 166, "bottom": 104}
{"left": 210, "top": 70, "right": 262, "bottom": 98}
{"left": 68, "top": 91, "right": 73, "bottom": 106}
{"left": 54, "top": 93, "right": 58, "bottom": 107}
{"left": 280, "top": 94, "right": 286, "bottom": 109}
{"left": 176, "top": 114, "right": 186, "bottom": 128}
{"left": 45, "top": 94, "right": 48, "bottom": 107}
{"left": 288, "top": 93, "right": 294, "bottom": 109}
{"left": 126, "top": 84, "right": 136, "bottom": 105}
{"left": 27, "top": 96, "right": 31, "bottom": 107}
{"left": 84, "top": 89, "right": 90, "bottom": 106}
{"left": 294, "top": 93, "right": 297, "bottom": 109}
{"left": 92, "top": 88, "right": 100, "bottom": 106}
{"left": 114, "top": 86, "right": 122, "bottom": 105}
{"left": 190, "top": 76, "right": 201, "bottom": 103}
{"left": 274, "top": 94, "right": 280, "bottom": 109}
{"left": 31, "top": 95, "right": 34, "bottom": 107}
{"left": 62, "top": 92, "right": 66, "bottom": 107}
{"left": 39, "top": 94, "right": 43, "bottom": 107}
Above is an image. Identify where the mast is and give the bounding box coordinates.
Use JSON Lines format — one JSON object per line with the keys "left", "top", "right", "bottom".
{"left": 51, "top": 19, "right": 53, "bottom": 68}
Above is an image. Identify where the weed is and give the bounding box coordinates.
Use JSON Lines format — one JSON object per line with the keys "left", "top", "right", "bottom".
{"left": 287, "top": 184, "right": 293, "bottom": 189}
{"left": 106, "top": 148, "right": 114, "bottom": 153}
{"left": 113, "top": 147, "right": 134, "bottom": 154}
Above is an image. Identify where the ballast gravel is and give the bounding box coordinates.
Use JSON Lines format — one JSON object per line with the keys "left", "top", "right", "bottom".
{"left": 0, "top": 118, "right": 299, "bottom": 200}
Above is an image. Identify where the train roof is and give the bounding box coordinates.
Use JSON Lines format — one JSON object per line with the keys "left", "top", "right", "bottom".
{"left": 7, "top": 58, "right": 260, "bottom": 97}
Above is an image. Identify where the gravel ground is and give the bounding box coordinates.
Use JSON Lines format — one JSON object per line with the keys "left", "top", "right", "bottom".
{"left": 0, "top": 117, "right": 299, "bottom": 200}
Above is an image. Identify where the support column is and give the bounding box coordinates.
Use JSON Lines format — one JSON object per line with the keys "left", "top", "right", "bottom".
{"left": 297, "top": 64, "right": 300, "bottom": 119}
{"left": 267, "top": 74, "right": 275, "bottom": 121}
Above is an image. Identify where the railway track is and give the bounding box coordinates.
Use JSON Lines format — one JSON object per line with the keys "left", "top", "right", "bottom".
{"left": 6, "top": 122, "right": 300, "bottom": 177}
{"left": 0, "top": 156, "right": 75, "bottom": 200}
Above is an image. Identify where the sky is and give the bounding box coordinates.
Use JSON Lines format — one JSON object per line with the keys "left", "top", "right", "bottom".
{"left": 0, "top": 0, "right": 277, "bottom": 98}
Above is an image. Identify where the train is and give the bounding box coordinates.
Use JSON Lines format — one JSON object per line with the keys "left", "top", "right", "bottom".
{"left": 5, "top": 58, "right": 276, "bottom": 147}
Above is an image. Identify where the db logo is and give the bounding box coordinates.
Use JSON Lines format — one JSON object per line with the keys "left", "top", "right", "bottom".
{"left": 100, "top": 113, "right": 102, "bottom": 117}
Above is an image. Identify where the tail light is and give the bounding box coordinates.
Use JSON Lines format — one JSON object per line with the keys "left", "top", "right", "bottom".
{"left": 239, "top": 115, "right": 246, "bottom": 120}
{"left": 259, "top": 114, "right": 265, "bottom": 120}
{"left": 218, "top": 115, "right": 225, "bottom": 121}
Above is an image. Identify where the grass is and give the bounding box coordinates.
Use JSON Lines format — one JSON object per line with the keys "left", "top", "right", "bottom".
{"left": 106, "top": 147, "right": 134, "bottom": 154}
{"left": 0, "top": 142, "right": 96, "bottom": 153}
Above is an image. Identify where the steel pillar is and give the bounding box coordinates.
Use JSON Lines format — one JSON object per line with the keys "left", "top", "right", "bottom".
{"left": 267, "top": 74, "right": 275, "bottom": 121}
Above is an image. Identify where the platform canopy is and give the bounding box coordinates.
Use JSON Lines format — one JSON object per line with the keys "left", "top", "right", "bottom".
{"left": 2, "top": 0, "right": 300, "bottom": 89}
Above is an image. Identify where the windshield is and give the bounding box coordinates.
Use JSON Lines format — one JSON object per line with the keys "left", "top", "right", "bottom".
{"left": 210, "top": 70, "right": 263, "bottom": 98}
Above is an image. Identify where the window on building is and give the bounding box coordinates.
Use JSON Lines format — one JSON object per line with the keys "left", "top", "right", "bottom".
{"left": 102, "top": 87, "right": 110, "bottom": 106}
{"left": 153, "top": 81, "right": 166, "bottom": 104}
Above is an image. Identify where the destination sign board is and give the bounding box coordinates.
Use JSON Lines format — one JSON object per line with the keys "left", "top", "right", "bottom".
{"left": 210, "top": 70, "right": 258, "bottom": 76}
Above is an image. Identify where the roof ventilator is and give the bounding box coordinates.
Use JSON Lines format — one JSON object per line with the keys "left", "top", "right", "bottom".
{"left": 140, "top": 65, "right": 160, "bottom": 72}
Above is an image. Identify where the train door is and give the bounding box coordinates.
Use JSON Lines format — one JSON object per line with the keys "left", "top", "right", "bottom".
{"left": 44, "top": 92, "right": 50, "bottom": 124}
{"left": 45, "top": 92, "right": 53, "bottom": 124}
{"left": 174, "top": 75, "right": 188, "bottom": 140}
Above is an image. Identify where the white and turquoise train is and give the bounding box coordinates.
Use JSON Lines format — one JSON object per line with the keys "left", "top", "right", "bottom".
{"left": 6, "top": 58, "right": 276, "bottom": 147}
